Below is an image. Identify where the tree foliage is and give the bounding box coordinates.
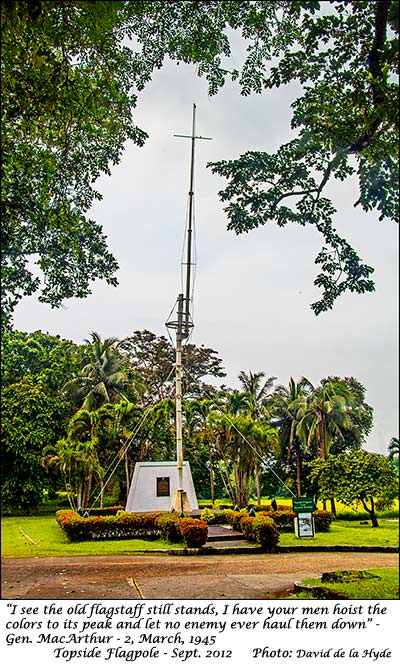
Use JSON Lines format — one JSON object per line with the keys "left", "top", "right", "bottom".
{"left": 207, "top": 1, "right": 399, "bottom": 313}
{"left": 1, "top": 329, "right": 80, "bottom": 397}
{"left": 64, "top": 331, "right": 130, "bottom": 410}
{"left": 0, "top": 324, "right": 380, "bottom": 511}
{"left": 1, "top": 377, "right": 66, "bottom": 512}
{"left": 119, "top": 330, "right": 226, "bottom": 404}
{"left": 311, "top": 450, "right": 399, "bottom": 526}
{"left": 1, "top": 0, "right": 147, "bottom": 328}
{"left": 2, "top": 2, "right": 398, "bottom": 328}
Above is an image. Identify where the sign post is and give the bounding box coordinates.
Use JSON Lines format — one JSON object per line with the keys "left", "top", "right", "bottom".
{"left": 292, "top": 497, "right": 316, "bottom": 538}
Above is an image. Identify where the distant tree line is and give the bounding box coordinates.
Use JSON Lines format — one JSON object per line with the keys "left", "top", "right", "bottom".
{"left": 1, "top": 329, "right": 397, "bottom": 515}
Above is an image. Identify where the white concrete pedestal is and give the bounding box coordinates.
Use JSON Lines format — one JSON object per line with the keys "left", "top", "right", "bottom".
{"left": 125, "top": 461, "right": 198, "bottom": 513}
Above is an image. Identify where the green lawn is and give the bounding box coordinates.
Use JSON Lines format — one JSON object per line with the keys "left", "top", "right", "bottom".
{"left": 1, "top": 515, "right": 181, "bottom": 558}
{"left": 279, "top": 519, "right": 399, "bottom": 548}
{"left": 2, "top": 515, "right": 398, "bottom": 558}
{"left": 289, "top": 568, "right": 399, "bottom": 600}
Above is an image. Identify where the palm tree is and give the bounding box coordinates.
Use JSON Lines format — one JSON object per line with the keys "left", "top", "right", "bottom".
{"left": 101, "top": 401, "right": 142, "bottom": 500}
{"left": 270, "top": 377, "right": 312, "bottom": 498}
{"left": 66, "top": 409, "right": 104, "bottom": 507}
{"left": 237, "top": 371, "right": 277, "bottom": 502}
{"left": 298, "top": 378, "right": 356, "bottom": 461}
{"left": 297, "top": 378, "right": 357, "bottom": 512}
{"left": 65, "top": 331, "right": 129, "bottom": 410}
{"left": 43, "top": 414, "right": 103, "bottom": 509}
{"left": 208, "top": 406, "right": 278, "bottom": 508}
{"left": 238, "top": 370, "right": 276, "bottom": 418}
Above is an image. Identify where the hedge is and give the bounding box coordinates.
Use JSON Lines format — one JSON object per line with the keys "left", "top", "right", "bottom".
{"left": 56, "top": 510, "right": 208, "bottom": 548}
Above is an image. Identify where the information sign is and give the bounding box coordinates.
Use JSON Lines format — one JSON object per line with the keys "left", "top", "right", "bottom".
{"left": 292, "top": 496, "right": 315, "bottom": 513}
{"left": 294, "top": 513, "right": 315, "bottom": 538}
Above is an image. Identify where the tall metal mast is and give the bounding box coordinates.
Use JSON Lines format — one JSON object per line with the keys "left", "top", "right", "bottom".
{"left": 166, "top": 104, "right": 211, "bottom": 514}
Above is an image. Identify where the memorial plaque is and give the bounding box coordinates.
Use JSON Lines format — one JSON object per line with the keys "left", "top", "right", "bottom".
{"left": 156, "top": 476, "right": 170, "bottom": 497}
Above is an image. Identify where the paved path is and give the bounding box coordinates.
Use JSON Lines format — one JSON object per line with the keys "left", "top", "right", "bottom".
{"left": 2, "top": 552, "right": 398, "bottom": 600}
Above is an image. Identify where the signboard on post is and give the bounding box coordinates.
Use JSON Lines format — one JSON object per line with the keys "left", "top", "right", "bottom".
{"left": 292, "top": 497, "right": 316, "bottom": 538}
{"left": 292, "top": 497, "right": 315, "bottom": 513}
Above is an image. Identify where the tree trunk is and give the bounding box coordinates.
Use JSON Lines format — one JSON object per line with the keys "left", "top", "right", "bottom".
{"left": 209, "top": 445, "right": 215, "bottom": 506}
{"left": 362, "top": 497, "right": 379, "bottom": 527}
{"left": 318, "top": 423, "right": 327, "bottom": 509}
{"left": 83, "top": 469, "right": 92, "bottom": 508}
{"left": 100, "top": 479, "right": 104, "bottom": 508}
{"left": 295, "top": 439, "right": 302, "bottom": 497}
{"left": 330, "top": 497, "right": 337, "bottom": 517}
{"left": 255, "top": 465, "right": 261, "bottom": 505}
{"left": 77, "top": 481, "right": 83, "bottom": 510}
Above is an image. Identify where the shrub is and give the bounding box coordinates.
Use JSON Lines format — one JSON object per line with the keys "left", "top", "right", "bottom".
{"left": 200, "top": 508, "right": 215, "bottom": 524}
{"left": 237, "top": 514, "right": 280, "bottom": 549}
{"left": 84, "top": 506, "right": 125, "bottom": 516}
{"left": 252, "top": 515, "right": 280, "bottom": 550}
{"left": 56, "top": 510, "right": 163, "bottom": 542}
{"left": 267, "top": 510, "right": 296, "bottom": 527}
{"left": 179, "top": 518, "right": 208, "bottom": 547}
{"left": 247, "top": 503, "right": 292, "bottom": 513}
{"left": 210, "top": 510, "right": 229, "bottom": 524}
{"left": 155, "top": 513, "right": 182, "bottom": 543}
{"left": 247, "top": 509, "right": 334, "bottom": 533}
{"left": 200, "top": 508, "right": 228, "bottom": 525}
{"left": 225, "top": 509, "right": 248, "bottom": 531}
{"left": 313, "top": 510, "right": 335, "bottom": 532}
{"left": 240, "top": 516, "right": 256, "bottom": 541}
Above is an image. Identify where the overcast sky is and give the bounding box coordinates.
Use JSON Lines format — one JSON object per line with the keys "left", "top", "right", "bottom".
{"left": 13, "top": 44, "right": 399, "bottom": 456}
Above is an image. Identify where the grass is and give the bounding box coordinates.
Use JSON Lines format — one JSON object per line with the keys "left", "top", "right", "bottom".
{"left": 288, "top": 568, "right": 399, "bottom": 600}
{"left": 2, "top": 513, "right": 398, "bottom": 558}
{"left": 1, "top": 515, "right": 181, "bottom": 558}
{"left": 279, "top": 519, "right": 399, "bottom": 548}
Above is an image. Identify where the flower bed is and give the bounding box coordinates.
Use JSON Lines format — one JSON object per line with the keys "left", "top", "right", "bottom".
{"left": 154, "top": 513, "right": 208, "bottom": 547}
{"left": 224, "top": 510, "right": 279, "bottom": 549}
{"left": 56, "top": 510, "right": 208, "bottom": 548}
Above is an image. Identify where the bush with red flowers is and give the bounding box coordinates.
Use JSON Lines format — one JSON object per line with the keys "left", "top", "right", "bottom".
{"left": 252, "top": 515, "right": 280, "bottom": 550}
{"left": 155, "top": 513, "right": 183, "bottom": 543}
{"left": 224, "top": 511, "right": 280, "bottom": 549}
{"left": 178, "top": 518, "right": 208, "bottom": 548}
{"left": 240, "top": 516, "right": 256, "bottom": 541}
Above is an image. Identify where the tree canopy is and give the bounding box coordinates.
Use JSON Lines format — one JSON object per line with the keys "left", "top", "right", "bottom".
{"left": 119, "top": 329, "right": 226, "bottom": 404}
{"left": 310, "top": 450, "right": 399, "bottom": 526}
{"left": 1, "top": 0, "right": 146, "bottom": 328}
{"left": 1, "top": 1, "right": 398, "bottom": 328}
